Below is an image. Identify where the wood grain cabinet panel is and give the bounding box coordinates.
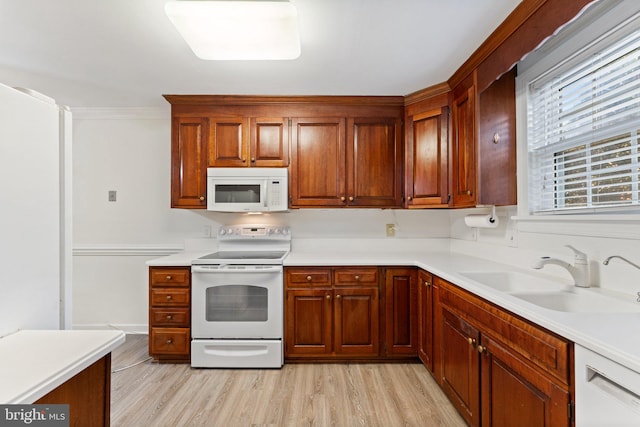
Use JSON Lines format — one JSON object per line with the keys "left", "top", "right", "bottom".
{"left": 208, "top": 116, "right": 250, "bottom": 167}
{"left": 383, "top": 267, "right": 418, "bottom": 356}
{"left": 451, "top": 75, "right": 477, "bottom": 208}
{"left": 418, "top": 269, "right": 435, "bottom": 371}
{"left": 285, "top": 266, "right": 380, "bottom": 360}
{"left": 171, "top": 117, "right": 208, "bottom": 208}
{"left": 435, "top": 277, "right": 572, "bottom": 427}
{"left": 148, "top": 266, "right": 191, "bottom": 362}
{"left": 251, "top": 117, "right": 290, "bottom": 167}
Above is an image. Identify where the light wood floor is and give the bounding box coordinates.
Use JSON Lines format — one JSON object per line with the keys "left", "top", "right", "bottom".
{"left": 110, "top": 335, "right": 466, "bottom": 427}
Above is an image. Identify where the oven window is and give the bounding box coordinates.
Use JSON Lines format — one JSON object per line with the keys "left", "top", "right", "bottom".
{"left": 205, "top": 285, "right": 268, "bottom": 321}
{"left": 215, "top": 184, "right": 261, "bottom": 203}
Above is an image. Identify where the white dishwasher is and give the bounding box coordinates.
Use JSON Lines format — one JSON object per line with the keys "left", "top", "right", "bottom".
{"left": 575, "top": 344, "right": 640, "bottom": 426}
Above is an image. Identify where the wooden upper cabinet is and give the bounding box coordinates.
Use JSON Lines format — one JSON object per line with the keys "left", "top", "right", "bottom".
{"left": 208, "top": 116, "right": 249, "bottom": 167}
{"left": 405, "top": 106, "right": 449, "bottom": 207}
{"left": 347, "top": 117, "right": 403, "bottom": 207}
{"left": 171, "top": 116, "right": 208, "bottom": 208}
{"left": 290, "top": 117, "right": 346, "bottom": 207}
{"left": 478, "top": 68, "right": 517, "bottom": 206}
{"left": 250, "top": 117, "right": 290, "bottom": 167}
{"left": 451, "top": 75, "right": 477, "bottom": 208}
{"left": 290, "top": 114, "right": 403, "bottom": 208}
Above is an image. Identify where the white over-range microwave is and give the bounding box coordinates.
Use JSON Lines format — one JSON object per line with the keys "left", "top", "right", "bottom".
{"left": 207, "top": 167, "right": 288, "bottom": 212}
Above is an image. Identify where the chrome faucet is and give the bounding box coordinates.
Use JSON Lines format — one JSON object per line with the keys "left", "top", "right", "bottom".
{"left": 603, "top": 255, "right": 640, "bottom": 270}
{"left": 532, "top": 245, "right": 590, "bottom": 287}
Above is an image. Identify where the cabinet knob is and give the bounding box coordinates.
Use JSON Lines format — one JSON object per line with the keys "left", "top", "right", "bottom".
{"left": 199, "top": 196, "right": 205, "bottom": 201}
{"left": 336, "top": 294, "right": 341, "bottom": 299}
{"left": 467, "top": 337, "right": 476, "bottom": 346}
{"left": 242, "top": 158, "right": 246, "bottom": 163}
{"left": 306, "top": 275, "right": 312, "bottom": 281}
{"left": 251, "top": 157, "right": 256, "bottom": 162}
{"left": 166, "top": 275, "right": 172, "bottom": 280}
{"left": 340, "top": 196, "right": 346, "bottom": 202}
{"left": 166, "top": 295, "right": 172, "bottom": 301}
{"left": 354, "top": 275, "right": 360, "bottom": 281}
{"left": 424, "top": 281, "right": 431, "bottom": 287}
{"left": 349, "top": 196, "right": 354, "bottom": 201}
{"left": 477, "top": 345, "right": 487, "bottom": 354}
{"left": 166, "top": 338, "right": 173, "bottom": 344}
{"left": 408, "top": 196, "right": 413, "bottom": 201}
{"left": 326, "top": 294, "right": 331, "bottom": 300}
{"left": 166, "top": 315, "right": 173, "bottom": 320}
{"left": 466, "top": 190, "right": 473, "bottom": 196}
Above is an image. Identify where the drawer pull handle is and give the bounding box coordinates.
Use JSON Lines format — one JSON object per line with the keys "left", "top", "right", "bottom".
{"left": 354, "top": 275, "right": 360, "bottom": 281}
{"left": 306, "top": 275, "right": 312, "bottom": 281}
{"left": 167, "top": 339, "right": 173, "bottom": 344}
{"left": 166, "top": 315, "right": 173, "bottom": 320}
{"left": 166, "top": 275, "right": 172, "bottom": 280}
{"left": 166, "top": 295, "right": 172, "bottom": 301}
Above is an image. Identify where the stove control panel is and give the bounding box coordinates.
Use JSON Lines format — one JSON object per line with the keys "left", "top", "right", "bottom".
{"left": 218, "top": 224, "right": 290, "bottom": 240}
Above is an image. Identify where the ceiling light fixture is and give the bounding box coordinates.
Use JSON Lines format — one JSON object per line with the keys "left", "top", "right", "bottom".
{"left": 165, "top": 0, "right": 301, "bottom": 60}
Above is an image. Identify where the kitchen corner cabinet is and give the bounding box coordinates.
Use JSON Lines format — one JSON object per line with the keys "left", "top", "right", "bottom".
{"left": 383, "top": 267, "right": 418, "bottom": 356}
{"left": 451, "top": 74, "right": 477, "bottom": 208}
{"left": 285, "top": 267, "right": 379, "bottom": 359}
{"left": 290, "top": 115, "right": 403, "bottom": 208}
{"left": 404, "top": 98, "right": 449, "bottom": 208}
{"left": 436, "top": 277, "right": 571, "bottom": 427}
{"left": 148, "top": 266, "right": 191, "bottom": 363}
{"left": 171, "top": 116, "right": 208, "bottom": 208}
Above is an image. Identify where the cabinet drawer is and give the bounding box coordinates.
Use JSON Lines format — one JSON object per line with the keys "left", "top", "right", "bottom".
{"left": 438, "top": 279, "right": 570, "bottom": 385}
{"left": 285, "top": 268, "right": 331, "bottom": 288}
{"left": 150, "top": 308, "right": 190, "bottom": 326}
{"left": 150, "top": 328, "right": 190, "bottom": 355}
{"left": 334, "top": 267, "right": 378, "bottom": 286}
{"left": 150, "top": 288, "right": 190, "bottom": 307}
{"left": 150, "top": 267, "right": 190, "bottom": 287}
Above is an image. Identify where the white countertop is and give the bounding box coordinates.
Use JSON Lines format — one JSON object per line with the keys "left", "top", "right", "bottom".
{"left": 147, "top": 241, "right": 640, "bottom": 373}
{"left": 0, "top": 329, "right": 125, "bottom": 404}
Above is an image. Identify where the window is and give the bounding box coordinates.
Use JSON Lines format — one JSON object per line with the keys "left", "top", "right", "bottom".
{"left": 527, "top": 28, "right": 640, "bottom": 213}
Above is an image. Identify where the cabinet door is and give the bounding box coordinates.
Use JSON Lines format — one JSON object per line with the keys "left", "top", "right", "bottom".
{"left": 334, "top": 287, "right": 379, "bottom": 356}
{"left": 290, "top": 117, "right": 346, "bottom": 206}
{"left": 208, "top": 116, "right": 250, "bottom": 167}
{"left": 417, "top": 270, "right": 434, "bottom": 371}
{"left": 451, "top": 80, "right": 477, "bottom": 207}
{"left": 171, "top": 117, "right": 208, "bottom": 208}
{"left": 480, "top": 334, "right": 571, "bottom": 427}
{"left": 440, "top": 307, "right": 481, "bottom": 427}
{"left": 285, "top": 289, "right": 333, "bottom": 357}
{"left": 383, "top": 268, "right": 418, "bottom": 355}
{"left": 250, "top": 117, "right": 289, "bottom": 167}
{"left": 478, "top": 68, "right": 517, "bottom": 206}
{"left": 347, "top": 117, "right": 402, "bottom": 207}
{"left": 406, "top": 108, "right": 449, "bottom": 207}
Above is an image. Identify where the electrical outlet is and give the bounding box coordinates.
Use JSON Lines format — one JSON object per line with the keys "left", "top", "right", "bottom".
{"left": 386, "top": 224, "right": 396, "bottom": 237}
{"left": 108, "top": 190, "right": 117, "bottom": 202}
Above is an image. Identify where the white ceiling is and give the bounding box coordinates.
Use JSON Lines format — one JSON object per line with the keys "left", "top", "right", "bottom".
{"left": 0, "top": 0, "right": 521, "bottom": 108}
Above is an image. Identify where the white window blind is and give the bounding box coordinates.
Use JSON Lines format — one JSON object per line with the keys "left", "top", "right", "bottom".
{"left": 528, "top": 29, "right": 640, "bottom": 213}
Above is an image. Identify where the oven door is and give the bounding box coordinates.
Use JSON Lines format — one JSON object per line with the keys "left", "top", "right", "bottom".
{"left": 191, "top": 265, "right": 283, "bottom": 339}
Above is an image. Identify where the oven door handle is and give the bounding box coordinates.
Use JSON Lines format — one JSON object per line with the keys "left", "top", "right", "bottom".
{"left": 191, "top": 265, "right": 282, "bottom": 274}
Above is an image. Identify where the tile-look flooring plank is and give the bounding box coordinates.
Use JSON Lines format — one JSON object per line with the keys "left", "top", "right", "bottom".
{"left": 110, "top": 335, "right": 466, "bottom": 426}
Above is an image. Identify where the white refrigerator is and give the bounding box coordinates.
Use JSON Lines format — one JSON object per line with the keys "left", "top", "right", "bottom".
{"left": 0, "top": 84, "right": 72, "bottom": 336}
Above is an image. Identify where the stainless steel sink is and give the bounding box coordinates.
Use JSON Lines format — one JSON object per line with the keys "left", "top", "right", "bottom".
{"left": 460, "top": 271, "right": 568, "bottom": 293}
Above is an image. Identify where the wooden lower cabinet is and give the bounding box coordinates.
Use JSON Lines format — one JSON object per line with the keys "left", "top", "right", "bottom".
{"left": 148, "top": 266, "right": 191, "bottom": 362}
{"left": 383, "top": 267, "right": 418, "bottom": 356}
{"left": 417, "top": 269, "right": 435, "bottom": 371}
{"left": 436, "top": 277, "right": 572, "bottom": 427}
{"left": 285, "top": 267, "right": 380, "bottom": 359}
